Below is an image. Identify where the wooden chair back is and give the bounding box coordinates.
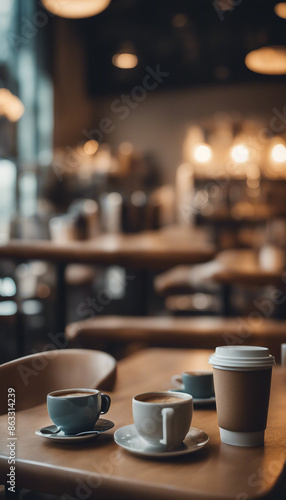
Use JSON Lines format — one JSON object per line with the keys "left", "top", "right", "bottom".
{"left": 0, "top": 348, "right": 116, "bottom": 414}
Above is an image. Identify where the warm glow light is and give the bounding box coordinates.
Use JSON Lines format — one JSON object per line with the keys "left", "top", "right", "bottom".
{"left": 41, "top": 0, "right": 111, "bottom": 18}
{"left": 274, "top": 3, "right": 286, "bottom": 19}
{"left": 247, "top": 178, "right": 260, "bottom": 189}
{"left": 172, "top": 13, "right": 188, "bottom": 28}
{"left": 193, "top": 143, "right": 213, "bottom": 163}
{"left": 83, "top": 140, "right": 98, "bottom": 155}
{"left": 247, "top": 164, "right": 260, "bottom": 179}
{"left": 245, "top": 46, "right": 286, "bottom": 75}
{"left": 112, "top": 53, "right": 138, "bottom": 69}
{"left": 0, "top": 89, "right": 24, "bottom": 122}
{"left": 214, "top": 0, "right": 235, "bottom": 11}
{"left": 231, "top": 144, "right": 249, "bottom": 163}
{"left": 271, "top": 143, "right": 286, "bottom": 162}
{"left": 118, "top": 142, "right": 134, "bottom": 155}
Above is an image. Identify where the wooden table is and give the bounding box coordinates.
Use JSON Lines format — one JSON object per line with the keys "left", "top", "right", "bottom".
{"left": 213, "top": 249, "right": 286, "bottom": 316}
{"left": 0, "top": 227, "right": 216, "bottom": 350}
{"left": 66, "top": 315, "right": 286, "bottom": 363}
{"left": 155, "top": 248, "right": 286, "bottom": 316}
{"left": 0, "top": 226, "right": 215, "bottom": 269}
{"left": 0, "top": 349, "right": 285, "bottom": 500}
{"left": 213, "top": 249, "right": 285, "bottom": 286}
{"left": 195, "top": 202, "right": 286, "bottom": 247}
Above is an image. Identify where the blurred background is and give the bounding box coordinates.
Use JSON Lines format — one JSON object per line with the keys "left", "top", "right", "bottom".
{"left": 1, "top": 0, "right": 286, "bottom": 362}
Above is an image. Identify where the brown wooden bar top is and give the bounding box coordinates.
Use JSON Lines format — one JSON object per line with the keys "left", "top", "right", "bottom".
{"left": 0, "top": 349, "right": 285, "bottom": 500}
{"left": 0, "top": 226, "right": 216, "bottom": 269}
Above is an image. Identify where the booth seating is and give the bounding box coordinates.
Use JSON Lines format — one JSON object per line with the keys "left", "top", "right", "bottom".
{"left": 65, "top": 315, "right": 286, "bottom": 363}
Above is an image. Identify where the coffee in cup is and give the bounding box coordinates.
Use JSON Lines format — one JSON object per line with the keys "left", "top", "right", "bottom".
{"left": 53, "top": 391, "right": 92, "bottom": 398}
{"left": 47, "top": 388, "right": 111, "bottom": 435}
{"left": 142, "top": 395, "right": 184, "bottom": 404}
{"left": 209, "top": 346, "right": 275, "bottom": 447}
{"left": 171, "top": 371, "right": 214, "bottom": 399}
{"left": 132, "top": 391, "right": 193, "bottom": 450}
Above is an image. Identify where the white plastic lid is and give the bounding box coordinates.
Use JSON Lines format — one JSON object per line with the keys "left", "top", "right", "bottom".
{"left": 209, "top": 346, "right": 275, "bottom": 370}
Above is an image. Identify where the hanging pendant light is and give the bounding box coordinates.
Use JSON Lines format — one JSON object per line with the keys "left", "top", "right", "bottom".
{"left": 245, "top": 46, "right": 286, "bottom": 75}
{"left": 192, "top": 143, "right": 213, "bottom": 164}
{"left": 112, "top": 42, "right": 138, "bottom": 69}
{"left": 41, "top": 0, "right": 111, "bottom": 19}
{"left": 274, "top": 3, "right": 286, "bottom": 19}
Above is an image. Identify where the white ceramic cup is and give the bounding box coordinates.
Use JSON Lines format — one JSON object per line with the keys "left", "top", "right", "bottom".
{"left": 49, "top": 215, "right": 77, "bottom": 242}
{"left": 101, "top": 192, "right": 122, "bottom": 233}
{"left": 132, "top": 391, "right": 193, "bottom": 451}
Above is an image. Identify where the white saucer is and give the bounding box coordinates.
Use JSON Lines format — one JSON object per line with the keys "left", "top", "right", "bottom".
{"left": 168, "top": 389, "right": 216, "bottom": 406}
{"left": 36, "top": 418, "right": 114, "bottom": 443}
{"left": 114, "top": 424, "right": 209, "bottom": 458}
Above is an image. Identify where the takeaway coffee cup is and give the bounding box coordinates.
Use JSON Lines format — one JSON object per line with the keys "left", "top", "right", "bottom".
{"left": 171, "top": 371, "right": 214, "bottom": 399}
{"left": 209, "top": 346, "right": 275, "bottom": 447}
{"left": 47, "top": 388, "right": 111, "bottom": 435}
{"left": 132, "top": 391, "right": 193, "bottom": 450}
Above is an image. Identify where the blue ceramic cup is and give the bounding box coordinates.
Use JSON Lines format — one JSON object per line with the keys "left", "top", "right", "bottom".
{"left": 47, "top": 388, "right": 111, "bottom": 435}
{"left": 171, "top": 371, "right": 214, "bottom": 399}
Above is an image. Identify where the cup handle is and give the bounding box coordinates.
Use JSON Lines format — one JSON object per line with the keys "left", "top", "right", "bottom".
{"left": 100, "top": 394, "right": 111, "bottom": 414}
{"left": 160, "top": 408, "right": 175, "bottom": 446}
{"left": 171, "top": 374, "right": 184, "bottom": 390}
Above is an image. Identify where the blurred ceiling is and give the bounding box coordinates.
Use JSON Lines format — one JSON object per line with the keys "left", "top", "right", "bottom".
{"left": 69, "top": 0, "right": 286, "bottom": 95}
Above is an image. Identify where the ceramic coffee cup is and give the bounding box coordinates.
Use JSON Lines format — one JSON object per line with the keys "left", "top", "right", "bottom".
{"left": 47, "top": 388, "right": 111, "bottom": 435}
{"left": 171, "top": 371, "right": 214, "bottom": 399}
{"left": 132, "top": 391, "right": 193, "bottom": 450}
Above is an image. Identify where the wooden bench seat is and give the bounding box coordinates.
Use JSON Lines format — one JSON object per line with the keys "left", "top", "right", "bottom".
{"left": 66, "top": 315, "right": 286, "bottom": 362}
